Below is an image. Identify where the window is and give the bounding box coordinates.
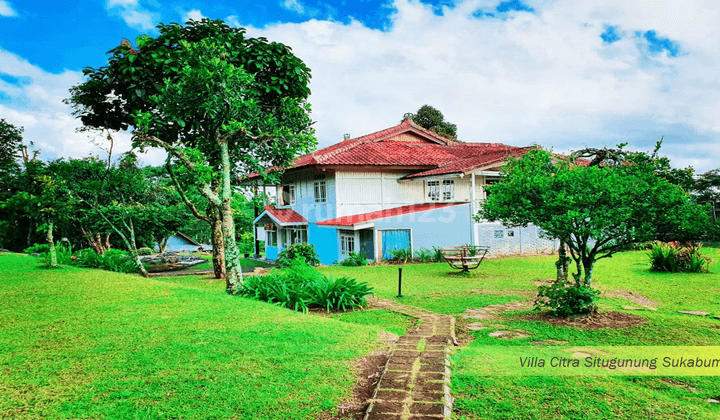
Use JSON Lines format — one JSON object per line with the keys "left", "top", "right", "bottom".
{"left": 280, "top": 184, "right": 295, "bottom": 206}
{"left": 494, "top": 230, "right": 504, "bottom": 239}
{"left": 427, "top": 180, "right": 454, "bottom": 201}
{"left": 282, "top": 227, "right": 307, "bottom": 247}
{"left": 507, "top": 230, "right": 515, "bottom": 237}
{"left": 442, "top": 180, "right": 454, "bottom": 200}
{"left": 267, "top": 231, "right": 277, "bottom": 247}
{"left": 314, "top": 181, "right": 327, "bottom": 203}
{"left": 427, "top": 180, "right": 440, "bottom": 201}
{"left": 340, "top": 231, "right": 355, "bottom": 256}
{"left": 484, "top": 178, "right": 499, "bottom": 199}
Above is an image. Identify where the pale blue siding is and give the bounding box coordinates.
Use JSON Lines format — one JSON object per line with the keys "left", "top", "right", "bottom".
{"left": 373, "top": 204, "right": 472, "bottom": 254}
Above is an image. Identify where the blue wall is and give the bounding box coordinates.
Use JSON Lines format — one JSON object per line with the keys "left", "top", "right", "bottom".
{"left": 265, "top": 245, "right": 279, "bottom": 260}
{"left": 373, "top": 204, "right": 472, "bottom": 255}
{"left": 309, "top": 223, "right": 340, "bottom": 265}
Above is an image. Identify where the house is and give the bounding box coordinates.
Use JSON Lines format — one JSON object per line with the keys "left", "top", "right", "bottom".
{"left": 248, "top": 119, "right": 558, "bottom": 264}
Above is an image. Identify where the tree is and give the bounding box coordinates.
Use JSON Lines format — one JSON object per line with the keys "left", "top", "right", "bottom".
{"left": 478, "top": 148, "right": 709, "bottom": 314}
{"left": 403, "top": 105, "right": 457, "bottom": 141}
{"left": 66, "top": 19, "right": 316, "bottom": 288}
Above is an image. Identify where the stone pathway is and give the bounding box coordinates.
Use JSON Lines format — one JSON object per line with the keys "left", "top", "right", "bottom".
{"left": 364, "top": 297, "right": 455, "bottom": 420}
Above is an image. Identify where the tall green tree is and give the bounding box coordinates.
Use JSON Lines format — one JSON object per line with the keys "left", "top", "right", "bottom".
{"left": 66, "top": 19, "right": 316, "bottom": 289}
{"left": 478, "top": 148, "right": 709, "bottom": 313}
{"left": 403, "top": 105, "right": 457, "bottom": 141}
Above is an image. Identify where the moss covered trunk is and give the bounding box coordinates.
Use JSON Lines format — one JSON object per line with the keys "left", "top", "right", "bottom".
{"left": 46, "top": 220, "right": 57, "bottom": 268}
{"left": 209, "top": 204, "right": 226, "bottom": 279}
{"left": 219, "top": 139, "right": 242, "bottom": 292}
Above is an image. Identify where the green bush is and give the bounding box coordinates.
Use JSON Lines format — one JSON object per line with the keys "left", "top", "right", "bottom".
{"left": 276, "top": 243, "right": 320, "bottom": 267}
{"left": 534, "top": 282, "right": 600, "bottom": 317}
{"left": 72, "top": 248, "right": 139, "bottom": 273}
{"left": 137, "top": 247, "right": 154, "bottom": 256}
{"left": 414, "top": 248, "right": 434, "bottom": 263}
{"left": 43, "top": 243, "right": 73, "bottom": 266}
{"left": 340, "top": 250, "right": 368, "bottom": 266}
{"left": 648, "top": 241, "right": 712, "bottom": 273}
{"left": 238, "top": 232, "right": 254, "bottom": 255}
{"left": 235, "top": 259, "right": 373, "bottom": 312}
{"left": 24, "top": 243, "right": 49, "bottom": 254}
{"left": 431, "top": 246, "right": 445, "bottom": 262}
{"left": 389, "top": 247, "right": 412, "bottom": 264}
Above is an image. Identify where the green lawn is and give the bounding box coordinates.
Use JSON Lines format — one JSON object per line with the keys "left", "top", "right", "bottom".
{"left": 0, "top": 253, "right": 404, "bottom": 419}
{"left": 321, "top": 249, "right": 720, "bottom": 419}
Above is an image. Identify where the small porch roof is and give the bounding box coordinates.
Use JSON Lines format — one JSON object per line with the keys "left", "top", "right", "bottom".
{"left": 254, "top": 206, "right": 308, "bottom": 227}
{"left": 317, "top": 202, "right": 466, "bottom": 230}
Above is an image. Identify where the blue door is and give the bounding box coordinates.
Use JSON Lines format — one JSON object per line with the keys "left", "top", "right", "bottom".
{"left": 381, "top": 229, "right": 411, "bottom": 260}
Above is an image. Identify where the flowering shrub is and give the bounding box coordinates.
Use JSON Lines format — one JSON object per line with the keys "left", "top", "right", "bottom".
{"left": 534, "top": 282, "right": 599, "bottom": 317}
{"left": 648, "top": 241, "right": 712, "bottom": 273}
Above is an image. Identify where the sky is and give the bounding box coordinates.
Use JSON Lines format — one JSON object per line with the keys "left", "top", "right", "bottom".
{"left": 1, "top": 0, "right": 719, "bottom": 172}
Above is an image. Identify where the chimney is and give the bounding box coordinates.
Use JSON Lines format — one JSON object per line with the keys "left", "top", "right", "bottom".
{"left": 343, "top": 133, "right": 351, "bottom": 140}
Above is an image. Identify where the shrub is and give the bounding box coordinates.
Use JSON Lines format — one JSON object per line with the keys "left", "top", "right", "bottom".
{"left": 648, "top": 241, "right": 712, "bottom": 273}
{"left": 389, "top": 247, "right": 412, "bottom": 264}
{"left": 73, "top": 248, "right": 139, "bottom": 273}
{"left": 235, "top": 259, "right": 373, "bottom": 312}
{"left": 276, "top": 243, "right": 320, "bottom": 267}
{"left": 534, "top": 282, "right": 600, "bottom": 317}
{"left": 137, "top": 247, "right": 154, "bottom": 256}
{"left": 238, "top": 232, "right": 254, "bottom": 255}
{"left": 431, "top": 246, "right": 445, "bottom": 262}
{"left": 340, "top": 250, "right": 368, "bottom": 266}
{"left": 43, "top": 243, "right": 73, "bottom": 266}
{"left": 24, "top": 243, "right": 49, "bottom": 254}
{"left": 414, "top": 248, "right": 434, "bottom": 263}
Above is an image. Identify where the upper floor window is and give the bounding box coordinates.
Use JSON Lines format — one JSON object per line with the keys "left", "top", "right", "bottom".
{"left": 427, "top": 180, "right": 454, "bottom": 201}
{"left": 279, "top": 184, "right": 295, "bottom": 206}
{"left": 314, "top": 181, "right": 327, "bottom": 203}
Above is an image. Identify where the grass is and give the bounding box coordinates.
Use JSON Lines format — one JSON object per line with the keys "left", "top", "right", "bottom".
{"left": 0, "top": 253, "right": 402, "bottom": 419}
{"left": 322, "top": 250, "right": 720, "bottom": 419}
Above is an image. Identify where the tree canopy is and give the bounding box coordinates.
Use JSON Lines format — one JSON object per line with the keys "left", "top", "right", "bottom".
{"left": 403, "top": 105, "right": 457, "bottom": 141}
{"left": 478, "top": 147, "right": 709, "bottom": 289}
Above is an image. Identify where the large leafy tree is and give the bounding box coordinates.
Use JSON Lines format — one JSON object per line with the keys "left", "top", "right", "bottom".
{"left": 478, "top": 148, "right": 709, "bottom": 291}
{"left": 403, "top": 105, "right": 457, "bottom": 141}
{"left": 66, "top": 19, "right": 315, "bottom": 290}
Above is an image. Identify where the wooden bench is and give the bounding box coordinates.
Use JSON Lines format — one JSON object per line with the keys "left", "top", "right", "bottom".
{"left": 440, "top": 245, "right": 490, "bottom": 273}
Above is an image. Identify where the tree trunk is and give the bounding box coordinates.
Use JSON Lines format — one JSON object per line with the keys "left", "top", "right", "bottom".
{"left": 555, "top": 241, "right": 570, "bottom": 283}
{"left": 46, "top": 219, "right": 57, "bottom": 268}
{"left": 209, "top": 204, "right": 226, "bottom": 279}
{"left": 219, "top": 139, "right": 242, "bottom": 292}
{"left": 582, "top": 256, "right": 595, "bottom": 287}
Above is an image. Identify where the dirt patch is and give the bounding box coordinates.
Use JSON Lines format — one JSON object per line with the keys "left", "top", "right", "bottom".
{"left": 468, "top": 288, "right": 535, "bottom": 298}
{"left": 453, "top": 316, "right": 476, "bottom": 346}
{"left": 324, "top": 333, "right": 397, "bottom": 420}
{"left": 602, "top": 289, "right": 661, "bottom": 308}
{"left": 522, "top": 311, "right": 648, "bottom": 330}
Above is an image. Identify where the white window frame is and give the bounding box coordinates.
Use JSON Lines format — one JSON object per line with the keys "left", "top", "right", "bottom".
{"left": 282, "top": 227, "right": 307, "bottom": 247}
{"left": 340, "top": 230, "right": 355, "bottom": 256}
{"left": 314, "top": 181, "right": 327, "bottom": 203}
{"left": 266, "top": 231, "right": 277, "bottom": 247}
{"left": 442, "top": 180, "right": 454, "bottom": 201}
{"left": 280, "top": 184, "right": 295, "bottom": 206}
{"left": 427, "top": 180, "right": 440, "bottom": 201}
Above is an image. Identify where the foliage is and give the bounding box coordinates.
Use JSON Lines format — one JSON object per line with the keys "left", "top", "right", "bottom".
{"left": 276, "top": 243, "right": 320, "bottom": 267}
{"left": 648, "top": 241, "right": 712, "bottom": 273}
{"left": 238, "top": 231, "right": 254, "bottom": 255}
{"left": 478, "top": 147, "right": 710, "bottom": 289}
{"left": 24, "top": 243, "right": 49, "bottom": 254}
{"left": 534, "top": 282, "right": 600, "bottom": 317}
{"left": 236, "top": 258, "right": 373, "bottom": 312}
{"left": 42, "top": 242, "right": 73, "bottom": 267}
{"left": 403, "top": 105, "right": 457, "bottom": 141}
{"left": 0, "top": 118, "right": 23, "bottom": 202}
{"left": 73, "top": 248, "right": 139, "bottom": 273}
{"left": 389, "top": 247, "right": 412, "bottom": 264}
{"left": 414, "top": 248, "right": 435, "bottom": 262}
{"left": 340, "top": 250, "right": 368, "bottom": 266}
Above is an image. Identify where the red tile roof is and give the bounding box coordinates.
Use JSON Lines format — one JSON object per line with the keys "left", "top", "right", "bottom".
{"left": 244, "top": 120, "right": 527, "bottom": 181}
{"left": 260, "top": 205, "right": 308, "bottom": 225}
{"left": 317, "top": 202, "right": 466, "bottom": 227}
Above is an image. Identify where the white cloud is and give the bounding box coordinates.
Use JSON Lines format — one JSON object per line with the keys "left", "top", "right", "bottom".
{"left": 0, "top": 0, "right": 16, "bottom": 17}
{"left": 0, "top": 48, "right": 163, "bottom": 166}
{"left": 235, "top": 0, "right": 720, "bottom": 172}
{"left": 105, "top": 0, "right": 157, "bottom": 31}
{"left": 281, "top": 0, "right": 305, "bottom": 15}
{"left": 182, "top": 9, "right": 206, "bottom": 23}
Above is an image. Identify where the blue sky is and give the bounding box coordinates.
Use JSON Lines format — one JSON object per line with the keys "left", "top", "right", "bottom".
{"left": 1, "top": 0, "right": 718, "bottom": 172}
